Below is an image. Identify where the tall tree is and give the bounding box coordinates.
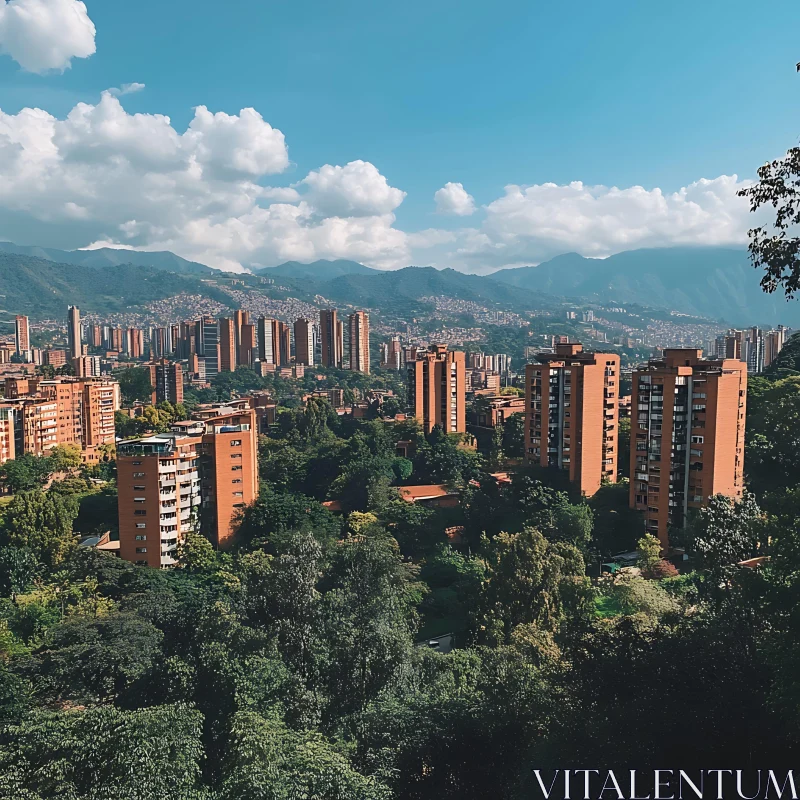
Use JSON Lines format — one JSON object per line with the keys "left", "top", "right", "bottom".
{"left": 1, "top": 491, "right": 78, "bottom": 569}
{"left": 738, "top": 147, "right": 800, "bottom": 297}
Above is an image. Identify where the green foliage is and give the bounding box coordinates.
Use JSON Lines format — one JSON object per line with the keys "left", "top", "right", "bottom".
{"left": 220, "top": 711, "right": 390, "bottom": 800}
{"left": 502, "top": 412, "right": 525, "bottom": 459}
{"left": 0, "top": 704, "right": 205, "bottom": 799}
{"left": 686, "top": 492, "right": 764, "bottom": 576}
{"left": 0, "top": 454, "right": 53, "bottom": 493}
{"left": 476, "top": 527, "right": 591, "bottom": 645}
{"left": 1, "top": 491, "right": 79, "bottom": 569}
{"left": 237, "top": 486, "right": 341, "bottom": 550}
{"left": 177, "top": 531, "right": 216, "bottom": 572}
{"left": 116, "top": 367, "right": 154, "bottom": 404}
{"left": 636, "top": 534, "right": 662, "bottom": 573}
{"left": 746, "top": 376, "right": 800, "bottom": 494}
{"left": 29, "top": 613, "right": 162, "bottom": 703}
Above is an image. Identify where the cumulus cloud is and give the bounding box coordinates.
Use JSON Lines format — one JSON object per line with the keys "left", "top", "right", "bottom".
{"left": 434, "top": 181, "right": 476, "bottom": 216}
{"left": 0, "top": 0, "right": 95, "bottom": 73}
{"left": 447, "top": 176, "right": 754, "bottom": 270}
{"left": 300, "top": 160, "right": 406, "bottom": 217}
{"left": 0, "top": 89, "right": 758, "bottom": 274}
{"left": 0, "top": 94, "right": 411, "bottom": 271}
{"left": 108, "top": 82, "right": 146, "bottom": 97}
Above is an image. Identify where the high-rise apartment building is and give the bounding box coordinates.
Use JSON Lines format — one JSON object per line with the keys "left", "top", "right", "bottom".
{"left": 381, "top": 337, "right": 402, "bottom": 370}
{"left": 0, "top": 405, "right": 17, "bottom": 464}
{"left": 257, "top": 318, "right": 290, "bottom": 366}
{"left": 3, "top": 377, "right": 118, "bottom": 460}
{"left": 524, "top": 342, "right": 620, "bottom": 497}
{"left": 629, "top": 349, "right": 747, "bottom": 548}
{"left": 89, "top": 324, "right": 103, "bottom": 349}
{"left": 67, "top": 306, "right": 81, "bottom": 360}
{"left": 348, "top": 311, "right": 370, "bottom": 373}
{"left": 117, "top": 407, "right": 258, "bottom": 567}
{"left": 320, "top": 309, "right": 343, "bottom": 368}
{"left": 294, "top": 319, "right": 315, "bottom": 365}
{"left": 407, "top": 344, "right": 466, "bottom": 434}
{"left": 147, "top": 359, "right": 183, "bottom": 405}
{"left": 196, "top": 317, "right": 220, "bottom": 378}
{"left": 240, "top": 322, "right": 257, "bottom": 367}
{"left": 72, "top": 356, "right": 102, "bottom": 378}
{"left": 764, "top": 327, "right": 787, "bottom": 368}
{"left": 125, "top": 328, "right": 144, "bottom": 359}
{"left": 14, "top": 316, "right": 30, "bottom": 360}
{"left": 219, "top": 318, "right": 236, "bottom": 373}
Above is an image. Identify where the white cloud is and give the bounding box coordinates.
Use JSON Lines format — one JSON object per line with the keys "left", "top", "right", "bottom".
{"left": 448, "top": 176, "right": 754, "bottom": 270}
{"left": 0, "top": 92, "right": 759, "bottom": 275}
{"left": 0, "top": 0, "right": 95, "bottom": 73}
{"left": 434, "top": 181, "right": 476, "bottom": 216}
{"left": 300, "top": 160, "right": 406, "bottom": 217}
{"left": 184, "top": 106, "right": 289, "bottom": 180}
{"left": 108, "top": 82, "right": 146, "bottom": 97}
{"left": 0, "top": 94, "right": 411, "bottom": 272}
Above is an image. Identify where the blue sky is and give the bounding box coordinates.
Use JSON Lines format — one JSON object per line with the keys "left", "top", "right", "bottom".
{"left": 0, "top": 0, "right": 798, "bottom": 270}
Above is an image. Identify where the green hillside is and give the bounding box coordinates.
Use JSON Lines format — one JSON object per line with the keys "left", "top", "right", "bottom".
{"left": 490, "top": 247, "right": 800, "bottom": 326}
{"left": 0, "top": 253, "right": 229, "bottom": 319}
{"left": 256, "top": 259, "right": 378, "bottom": 279}
{"left": 0, "top": 242, "right": 213, "bottom": 275}
{"left": 314, "top": 266, "right": 558, "bottom": 314}
{"left": 764, "top": 332, "right": 800, "bottom": 377}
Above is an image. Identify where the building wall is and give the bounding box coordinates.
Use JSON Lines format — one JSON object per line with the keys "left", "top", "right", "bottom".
{"left": 524, "top": 344, "right": 619, "bottom": 497}
{"left": 407, "top": 345, "right": 465, "bottom": 434}
{"left": 629, "top": 350, "right": 746, "bottom": 547}
{"left": 68, "top": 306, "right": 81, "bottom": 360}
{"left": 348, "top": 311, "right": 370, "bottom": 373}
{"left": 219, "top": 318, "right": 236, "bottom": 373}
{"left": 294, "top": 319, "right": 314, "bottom": 365}
{"left": 202, "top": 410, "right": 258, "bottom": 549}
{"left": 117, "top": 452, "right": 164, "bottom": 567}
{"left": 320, "top": 310, "right": 342, "bottom": 368}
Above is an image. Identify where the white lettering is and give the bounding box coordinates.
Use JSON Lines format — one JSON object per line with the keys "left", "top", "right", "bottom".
{"left": 599, "top": 771, "right": 624, "bottom": 799}
{"left": 574, "top": 770, "right": 600, "bottom": 799}
{"left": 737, "top": 770, "right": 762, "bottom": 800}
{"left": 631, "top": 770, "right": 652, "bottom": 800}
{"left": 767, "top": 771, "right": 798, "bottom": 799}
{"left": 708, "top": 770, "right": 733, "bottom": 800}
{"left": 533, "top": 770, "right": 560, "bottom": 799}
{"left": 655, "top": 770, "right": 675, "bottom": 800}
{"left": 678, "top": 771, "right": 704, "bottom": 799}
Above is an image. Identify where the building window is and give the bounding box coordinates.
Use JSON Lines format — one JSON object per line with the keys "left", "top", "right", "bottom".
{"left": 133, "top": 485, "right": 145, "bottom": 491}
{"left": 133, "top": 472, "right": 145, "bottom": 478}
{"left": 230, "top": 453, "right": 242, "bottom": 459}
{"left": 233, "top": 503, "right": 245, "bottom": 508}
{"left": 136, "top": 523, "right": 146, "bottom": 529}
{"left": 232, "top": 465, "right": 242, "bottom": 471}
{"left": 232, "top": 479, "right": 242, "bottom": 484}
{"left": 134, "top": 498, "right": 146, "bottom": 503}
{"left": 230, "top": 440, "right": 242, "bottom": 446}
{"left": 135, "top": 534, "right": 147, "bottom": 541}
{"left": 233, "top": 491, "right": 243, "bottom": 497}
{"left": 134, "top": 510, "right": 146, "bottom": 516}
{"left": 691, "top": 435, "right": 704, "bottom": 444}
{"left": 132, "top": 461, "right": 142, "bottom": 465}
{"left": 135, "top": 547, "right": 147, "bottom": 553}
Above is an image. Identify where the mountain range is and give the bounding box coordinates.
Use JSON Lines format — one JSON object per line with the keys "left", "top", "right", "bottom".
{"left": 0, "top": 242, "right": 212, "bottom": 275}
{"left": 489, "top": 247, "right": 799, "bottom": 326}
{"left": 1, "top": 241, "right": 797, "bottom": 326}
{"left": 256, "top": 259, "right": 377, "bottom": 280}
{"left": 0, "top": 253, "right": 228, "bottom": 319}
